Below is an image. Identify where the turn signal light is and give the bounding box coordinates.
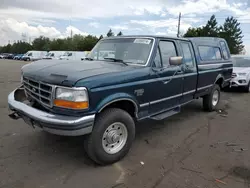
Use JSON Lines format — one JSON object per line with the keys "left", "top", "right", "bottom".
{"left": 54, "top": 99, "right": 89, "bottom": 109}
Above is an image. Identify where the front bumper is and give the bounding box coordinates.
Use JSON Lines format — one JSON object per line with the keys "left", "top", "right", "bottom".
{"left": 8, "top": 88, "right": 95, "bottom": 136}
{"left": 230, "top": 77, "right": 248, "bottom": 87}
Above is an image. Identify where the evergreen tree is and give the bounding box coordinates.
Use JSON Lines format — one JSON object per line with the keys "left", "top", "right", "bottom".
{"left": 117, "top": 31, "right": 123, "bottom": 36}
{"left": 219, "top": 16, "right": 244, "bottom": 54}
{"left": 106, "top": 29, "right": 114, "bottom": 37}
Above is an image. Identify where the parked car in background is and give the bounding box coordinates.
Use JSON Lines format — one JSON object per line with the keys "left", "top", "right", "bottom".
{"left": 0, "top": 54, "right": 4, "bottom": 59}
{"left": 22, "top": 51, "right": 48, "bottom": 61}
{"left": 1, "top": 53, "right": 10, "bottom": 59}
{"left": 8, "top": 36, "right": 232, "bottom": 165}
{"left": 14, "top": 54, "right": 24, "bottom": 60}
{"left": 230, "top": 55, "right": 250, "bottom": 92}
{"left": 60, "top": 51, "right": 88, "bottom": 60}
{"left": 7, "top": 54, "right": 15, "bottom": 59}
{"left": 43, "top": 51, "right": 66, "bottom": 60}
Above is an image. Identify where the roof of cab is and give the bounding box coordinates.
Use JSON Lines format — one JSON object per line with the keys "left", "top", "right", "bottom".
{"left": 103, "top": 35, "right": 189, "bottom": 41}
{"left": 102, "top": 35, "right": 227, "bottom": 44}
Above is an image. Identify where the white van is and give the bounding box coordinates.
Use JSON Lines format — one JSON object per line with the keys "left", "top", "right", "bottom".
{"left": 43, "top": 51, "right": 66, "bottom": 60}
{"left": 22, "top": 51, "right": 48, "bottom": 61}
{"left": 59, "top": 51, "right": 89, "bottom": 60}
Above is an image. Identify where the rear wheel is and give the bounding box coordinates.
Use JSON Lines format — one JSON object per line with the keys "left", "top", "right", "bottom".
{"left": 203, "top": 84, "right": 220, "bottom": 112}
{"left": 84, "top": 108, "right": 135, "bottom": 165}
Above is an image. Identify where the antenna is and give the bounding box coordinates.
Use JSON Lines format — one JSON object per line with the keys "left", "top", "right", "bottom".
{"left": 177, "top": 12, "right": 181, "bottom": 37}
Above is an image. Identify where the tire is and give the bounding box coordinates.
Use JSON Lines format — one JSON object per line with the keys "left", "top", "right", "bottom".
{"left": 243, "top": 82, "right": 250, "bottom": 93}
{"left": 203, "top": 84, "right": 220, "bottom": 112}
{"left": 84, "top": 108, "right": 135, "bottom": 165}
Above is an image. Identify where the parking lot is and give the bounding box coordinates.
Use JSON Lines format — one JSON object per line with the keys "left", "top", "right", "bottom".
{"left": 1, "top": 59, "right": 250, "bottom": 188}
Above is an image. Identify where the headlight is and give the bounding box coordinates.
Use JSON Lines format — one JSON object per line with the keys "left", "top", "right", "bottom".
{"left": 54, "top": 87, "right": 89, "bottom": 109}
{"left": 238, "top": 73, "right": 247, "bottom": 76}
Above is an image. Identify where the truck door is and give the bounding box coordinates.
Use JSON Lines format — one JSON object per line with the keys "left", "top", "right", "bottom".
{"left": 179, "top": 41, "right": 197, "bottom": 103}
{"left": 149, "top": 40, "right": 183, "bottom": 114}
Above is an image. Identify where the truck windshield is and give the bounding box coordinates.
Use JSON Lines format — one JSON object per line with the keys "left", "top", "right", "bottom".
{"left": 233, "top": 57, "right": 250, "bottom": 67}
{"left": 88, "top": 38, "right": 153, "bottom": 65}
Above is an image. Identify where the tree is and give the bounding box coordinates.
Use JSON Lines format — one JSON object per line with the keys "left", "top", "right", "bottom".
{"left": 117, "top": 31, "right": 123, "bottom": 36}
{"left": 184, "top": 15, "right": 218, "bottom": 37}
{"left": 98, "top": 35, "right": 104, "bottom": 41}
{"left": 219, "top": 16, "right": 244, "bottom": 54}
{"left": 203, "top": 15, "right": 219, "bottom": 37}
{"left": 32, "top": 36, "right": 51, "bottom": 51}
{"left": 106, "top": 29, "right": 114, "bottom": 37}
{"left": 183, "top": 15, "right": 244, "bottom": 54}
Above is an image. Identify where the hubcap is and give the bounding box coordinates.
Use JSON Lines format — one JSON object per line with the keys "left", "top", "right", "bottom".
{"left": 102, "top": 122, "right": 128, "bottom": 154}
{"left": 212, "top": 90, "right": 219, "bottom": 106}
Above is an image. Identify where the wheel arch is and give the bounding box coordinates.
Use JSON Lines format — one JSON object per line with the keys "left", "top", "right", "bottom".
{"left": 214, "top": 74, "right": 224, "bottom": 88}
{"left": 96, "top": 93, "right": 139, "bottom": 118}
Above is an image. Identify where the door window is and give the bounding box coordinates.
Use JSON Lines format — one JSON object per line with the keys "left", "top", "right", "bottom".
{"left": 180, "top": 42, "right": 194, "bottom": 67}
{"left": 220, "top": 41, "right": 229, "bottom": 60}
{"left": 159, "top": 41, "right": 177, "bottom": 67}
{"left": 153, "top": 47, "right": 162, "bottom": 68}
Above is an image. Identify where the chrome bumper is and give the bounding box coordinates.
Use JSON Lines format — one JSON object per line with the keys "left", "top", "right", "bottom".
{"left": 8, "top": 88, "right": 95, "bottom": 136}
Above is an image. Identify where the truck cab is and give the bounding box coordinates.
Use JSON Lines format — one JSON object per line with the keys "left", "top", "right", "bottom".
{"left": 8, "top": 35, "right": 232, "bottom": 165}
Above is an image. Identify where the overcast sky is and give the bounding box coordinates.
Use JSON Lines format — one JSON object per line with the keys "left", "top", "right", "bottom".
{"left": 0, "top": 0, "right": 249, "bottom": 54}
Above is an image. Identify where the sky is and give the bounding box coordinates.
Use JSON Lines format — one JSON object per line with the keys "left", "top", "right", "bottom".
{"left": 0, "top": 0, "right": 250, "bottom": 54}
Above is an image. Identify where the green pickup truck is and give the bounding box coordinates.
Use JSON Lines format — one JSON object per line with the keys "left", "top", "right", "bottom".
{"left": 8, "top": 35, "right": 232, "bottom": 165}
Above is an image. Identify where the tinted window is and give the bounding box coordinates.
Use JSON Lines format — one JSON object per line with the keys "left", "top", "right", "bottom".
{"left": 153, "top": 47, "right": 161, "bottom": 68}
{"left": 68, "top": 53, "right": 72, "bottom": 56}
{"left": 180, "top": 42, "right": 194, "bottom": 67}
{"left": 220, "top": 41, "right": 229, "bottom": 59}
{"left": 198, "top": 46, "right": 221, "bottom": 61}
{"left": 159, "top": 41, "right": 177, "bottom": 67}
{"left": 214, "top": 48, "right": 222, "bottom": 59}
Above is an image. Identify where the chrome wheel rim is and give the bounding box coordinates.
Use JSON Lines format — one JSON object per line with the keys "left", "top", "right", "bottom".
{"left": 102, "top": 122, "right": 128, "bottom": 154}
{"left": 212, "top": 90, "right": 219, "bottom": 106}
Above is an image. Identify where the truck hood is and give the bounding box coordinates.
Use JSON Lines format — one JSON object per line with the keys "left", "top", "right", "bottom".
{"left": 22, "top": 59, "right": 138, "bottom": 86}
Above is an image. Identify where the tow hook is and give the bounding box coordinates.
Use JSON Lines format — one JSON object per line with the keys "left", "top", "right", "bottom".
{"left": 8, "top": 112, "right": 20, "bottom": 120}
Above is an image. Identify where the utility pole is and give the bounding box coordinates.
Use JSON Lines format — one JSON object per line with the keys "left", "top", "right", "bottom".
{"left": 177, "top": 12, "right": 181, "bottom": 37}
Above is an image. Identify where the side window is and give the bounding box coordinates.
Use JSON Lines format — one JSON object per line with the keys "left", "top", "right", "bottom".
{"left": 180, "top": 42, "right": 194, "bottom": 67}
{"left": 153, "top": 47, "right": 162, "bottom": 68}
{"left": 159, "top": 41, "right": 177, "bottom": 67}
{"left": 214, "top": 48, "right": 222, "bottom": 59}
{"left": 68, "top": 53, "right": 72, "bottom": 56}
{"left": 220, "top": 41, "right": 229, "bottom": 60}
{"left": 51, "top": 53, "right": 55, "bottom": 57}
{"left": 198, "top": 46, "right": 221, "bottom": 62}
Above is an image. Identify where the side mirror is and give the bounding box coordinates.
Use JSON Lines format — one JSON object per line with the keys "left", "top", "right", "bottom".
{"left": 169, "top": 56, "right": 183, "bottom": 66}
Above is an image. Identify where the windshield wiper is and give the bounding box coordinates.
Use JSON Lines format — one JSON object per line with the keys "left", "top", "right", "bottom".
{"left": 104, "top": 58, "right": 128, "bottom": 66}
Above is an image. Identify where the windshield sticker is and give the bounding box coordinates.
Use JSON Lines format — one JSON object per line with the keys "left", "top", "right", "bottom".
{"left": 134, "top": 39, "right": 151, "bottom": 44}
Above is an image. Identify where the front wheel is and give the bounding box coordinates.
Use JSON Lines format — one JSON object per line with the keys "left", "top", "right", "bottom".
{"left": 84, "top": 108, "right": 135, "bottom": 165}
{"left": 203, "top": 84, "right": 220, "bottom": 112}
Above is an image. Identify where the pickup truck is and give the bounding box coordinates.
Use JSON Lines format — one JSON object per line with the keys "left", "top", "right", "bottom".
{"left": 8, "top": 36, "right": 233, "bottom": 165}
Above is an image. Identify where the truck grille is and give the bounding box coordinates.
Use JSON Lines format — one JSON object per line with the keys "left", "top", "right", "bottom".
{"left": 232, "top": 73, "right": 237, "bottom": 78}
{"left": 23, "top": 77, "right": 54, "bottom": 108}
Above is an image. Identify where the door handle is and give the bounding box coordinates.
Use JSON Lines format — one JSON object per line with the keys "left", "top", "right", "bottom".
{"left": 177, "top": 70, "right": 183, "bottom": 74}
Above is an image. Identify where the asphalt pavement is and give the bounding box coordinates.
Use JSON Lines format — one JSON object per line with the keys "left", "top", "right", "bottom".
{"left": 1, "top": 59, "right": 250, "bottom": 188}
